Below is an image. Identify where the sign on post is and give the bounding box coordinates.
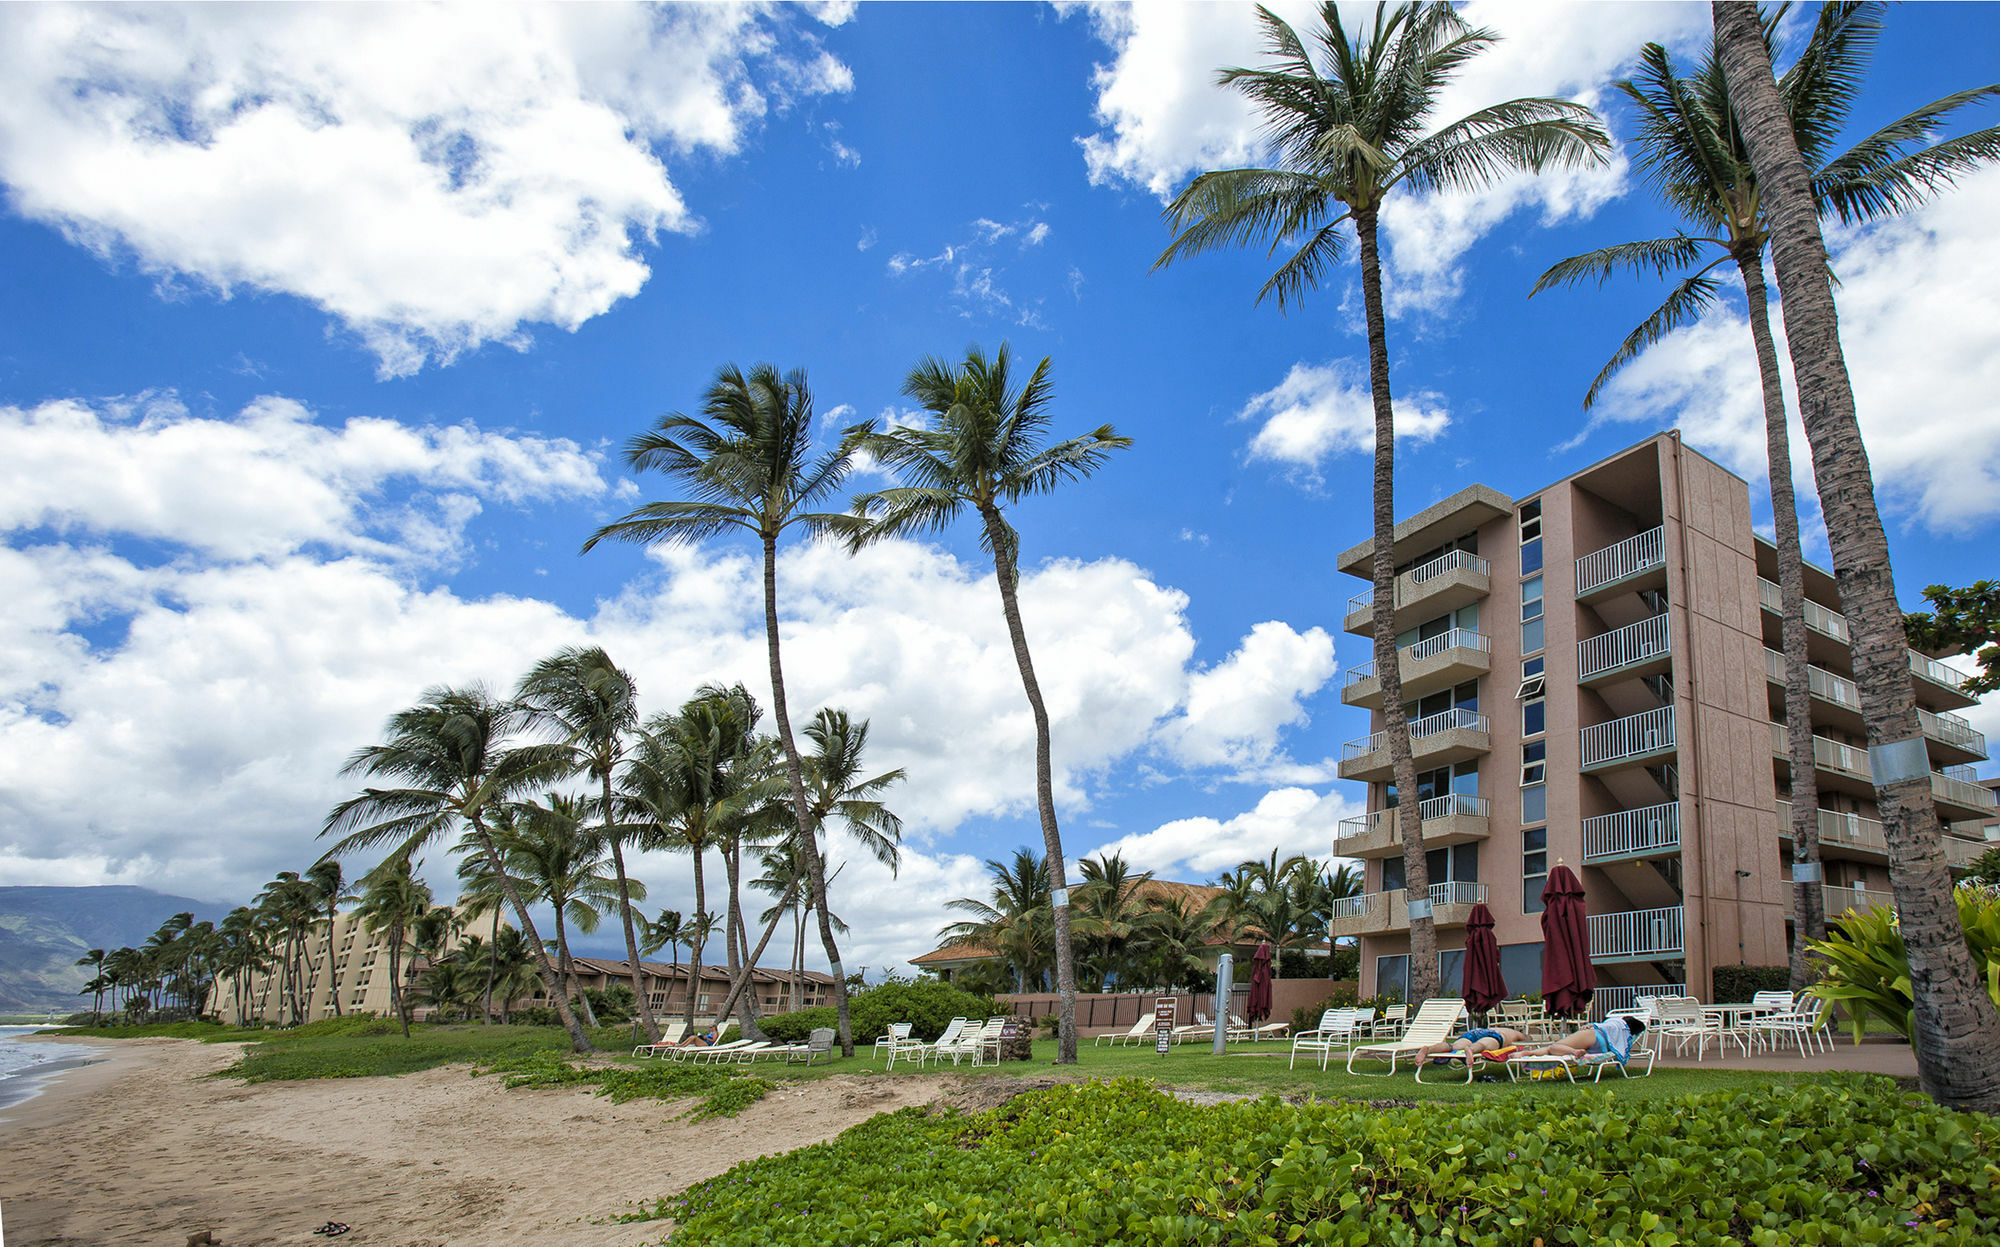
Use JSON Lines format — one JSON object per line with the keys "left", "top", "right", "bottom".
{"left": 1154, "top": 996, "right": 1177, "bottom": 1055}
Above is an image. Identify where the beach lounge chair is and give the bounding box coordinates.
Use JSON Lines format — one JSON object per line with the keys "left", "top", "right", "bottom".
{"left": 1170, "top": 1012, "right": 1214, "bottom": 1044}
{"left": 1505, "top": 1023, "right": 1657, "bottom": 1083}
{"left": 692, "top": 1040, "right": 771, "bottom": 1064}
{"left": 1095, "top": 1013, "right": 1157, "bottom": 1046}
{"left": 872, "top": 1022, "right": 914, "bottom": 1062}
{"left": 936, "top": 1017, "right": 1006, "bottom": 1066}
{"left": 632, "top": 1022, "right": 689, "bottom": 1057}
{"left": 668, "top": 1038, "right": 752, "bottom": 1063}
{"left": 784, "top": 1027, "right": 837, "bottom": 1065}
{"left": 1289, "top": 1008, "right": 1363, "bottom": 1071}
{"left": 1345, "top": 998, "right": 1466, "bottom": 1076}
{"left": 896, "top": 1017, "right": 967, "bottom": 1068}
{"left": 1230, "top": 1013, "right": 1291, "bottom": 1041}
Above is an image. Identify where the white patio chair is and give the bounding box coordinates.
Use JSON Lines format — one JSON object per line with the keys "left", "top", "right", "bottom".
{"left": 1289, "top": 1008, "right": 1362, "bottom": 1071}
{"left": 1346, "top": 999, "right": 1466, "bottom": 1076}
{"left": 872, "top": 1022, "right": 913, "bottom": 1062}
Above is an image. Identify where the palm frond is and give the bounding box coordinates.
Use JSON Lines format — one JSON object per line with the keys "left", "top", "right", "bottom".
{"left": 1581, "top": 272, "right": 1725, "bottom": 410}
{"left": 1531, "top": 235, "right": 1722, "bottom": 295}
{"left": 580, "top": 501, "right": 756, "bottom": 553}
{"left": 1156, "top": 168, "right": 1333, "bottom": 271}
{"left": 1395, "top": 98, "right": 1610, "bottom": 197}
{"left": 999, "top": 429, "right": 1134, "bottom": 499}
{"left": 1815, "top": 102, "right": 2000, "bottom": 225}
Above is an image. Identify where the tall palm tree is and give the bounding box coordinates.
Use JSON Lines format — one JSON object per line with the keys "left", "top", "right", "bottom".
{"left": 321, "top": 684, "right": 594, "bottom": 1051}
{"left": 639, "top": 908, "right": 683, "bottom": 1018}
{"left": 516, "top": 645, "right": 663, "bottom": 1041}
{"left": 852, "top": 345, "right": 1130, "bottom": 1064}
{"left": 940, "top": 848, "right": 1056, "bottom": 995}
{"left": 1155, "top": 1, "right": 1608, "bottom": 1007}
{"left": 303, "top": 859, "right": 351, "bottom": 1017}
{"left": 455, "top": 830, "right": 515, "bottom": 1025}
{"left": 499, "top": 792, "right": 637, "bottom": 1029}
{"left": 678, "top": 909, "right": 719, "bottom": 1029}
{"left": 75, "top": 948, "right": 107, "bottom": 1024}
{"left": 1534, "top": 2, "right": 2000, "bottom": 987}
{"left": 1712, "top": 0, "right": 2000, "bottom": 1115}
{"left": 585, "top": 363, "right": 871, "bottom": 1054}
{"left": 352, "top": 854, "right": 433, "bottom": 1039}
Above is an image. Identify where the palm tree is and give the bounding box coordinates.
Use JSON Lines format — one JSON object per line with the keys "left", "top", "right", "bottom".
{"left": 75, "top": 948, "right": 107, "bottom": 1024}
{"left": 585, "top": 362, "right": 871, "bottom": 1055}
{"left": 321, "top": 684, "right": 594, "bottom": 1051}
{"left": 498, "top": 792, "right": 637, "bottom": 1029}
{"left": 1712, "top": 0, "right": 2000, "bottom": 1114}
{"left": 455, "top": 832, "right": 516, "bottom": 1025}
{"left": 303, "top": 859, "right": 351, "bottom": 1017}
{"left": 1155, "top": 1, "right": 1608, "bottom": 1007}
{"left": 940, "top": 848, "right": 1056, "bottom": 995}
{"left": 1533, "top": 2, "right": 2000, "bottom": 987}
{"left": 352, "top": 854, "right": 433, "bottom": 1039}
{"left": 516, "top": 645, "right": 663, "bottom": 1041}
{"left": 1133, "top": 894, "right": 1225, "bottom": 992}
{"left": 1070, "top": 852, "right": 1156, "bottom": 991}
{"left": 678, "top": 909, "right": 719, "bottom": 1029}
{"left": 639, "top": 908, "right": 683, "bottom": 1018}
{"left": 852, "top": 345, "right": 1130, "bottom": 1064}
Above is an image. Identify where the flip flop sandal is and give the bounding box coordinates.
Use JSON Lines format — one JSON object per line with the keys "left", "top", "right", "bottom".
{"left": 312, "top": 1224, "right": 351, "bottom": 1237}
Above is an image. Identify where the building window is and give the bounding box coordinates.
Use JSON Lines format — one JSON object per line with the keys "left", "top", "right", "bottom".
{"left": 1519, "top": 500, "right": 1543, "bottom": 575}
{"left": 1439, "top": 948, "right": 1466, "bottom": 995}
{"left": 1521, "top": 575, "right": 1545, "bottom": 655}
{"left": 1521, "top": 741, "right": 1546, "bottom": 786}
{"left": 1523, "top": 828, "right": 1548, "bottom": 915}
{"left": 1517, "top": 655, "right": 1545, "bottom": 699}
{"left": 1522, "top": 696, "right": 1546, "bottom": 738}
{"left": 1499, "top": 941, "right": 1543, "bottom": 992}
{"left": 1375, "top": 955, "right": 1409, "bottom": 1003}
{"left": 1383, "top": 843, "right": 1479, "bottom": 892}
{"left": 1521, "top": 783, "right": 1547, "bottom": 825}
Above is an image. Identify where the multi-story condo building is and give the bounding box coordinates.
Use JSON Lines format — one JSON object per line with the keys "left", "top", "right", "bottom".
{"left": 1332, "top": 432, "right": 1995, "bottom": 1017}
{"left": 215, "top": 906, "right": 487, "bottom": 1025}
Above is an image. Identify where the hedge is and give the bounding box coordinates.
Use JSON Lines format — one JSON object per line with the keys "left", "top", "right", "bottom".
{"left": 756, "top": 979, "right": 1004, "bottom": 1043}
{"left": 1712, "top": 964, "right": 1791, "bottom": 1003}
{"left": 664, "top": 1075, "right": 1996, "bottom": 1245}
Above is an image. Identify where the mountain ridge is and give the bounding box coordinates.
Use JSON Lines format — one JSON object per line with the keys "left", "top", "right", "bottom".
{"left": 0, "top": 885, "right": 234, "bottom": 1013}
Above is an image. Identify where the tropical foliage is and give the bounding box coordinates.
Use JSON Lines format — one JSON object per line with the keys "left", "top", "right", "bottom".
{"left": 1807, "top": 887, "right": 2000, "bottom": 1043}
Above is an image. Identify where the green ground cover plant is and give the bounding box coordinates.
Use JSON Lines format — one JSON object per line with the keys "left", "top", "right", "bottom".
{"left": 663, "top": 1075, "right": 1996, "bottom": 1246}
{"left": 472, "top": 1049, "right": 772, "bottom": 1120}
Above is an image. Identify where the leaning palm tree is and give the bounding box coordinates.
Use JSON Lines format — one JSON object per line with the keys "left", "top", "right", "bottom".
{"left": 74, "top": 948, "right": 108, "bottom": 1024}
{"left": 352, "top": 854, "right": 433, "bottom": 1039}
{"left": 515, "top": 645, "right": 663, "bottom": 1041}
{"left": 585, "top": 363, "right": 870, "bottom": 1054}
{"left": 1155, "top": 1, "right": 1608, "bottom": 1007}
{"left": 321, "top": 684, "right": 594, "bottom": 1051}
{"left": 638, "top": 908, "right": 683, "bottom": 1018}
{"left": 498, "top": 792, "right": 637, "bottom": 1029}
{"left": 852, "top": 345, "right": 1130, "bottom": 1063}
{"left": 1534, "top": 2, "right": 2000, "bottom": 987}
{"left": 1712, "top": 0, "right": 2000, "bottom": 1115}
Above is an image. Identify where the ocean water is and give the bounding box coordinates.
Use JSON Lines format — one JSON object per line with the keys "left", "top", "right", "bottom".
{"left": 0, "top": 1026, "right": 101, "bottom": 1112}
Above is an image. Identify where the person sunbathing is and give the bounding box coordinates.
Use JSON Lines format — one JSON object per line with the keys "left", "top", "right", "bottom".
{"left": 1412, "top": 1025, "right": 1530, "bottom": 1067}
{"left": 1519, "top": 1015, "right": 1646, "bottom": 1064}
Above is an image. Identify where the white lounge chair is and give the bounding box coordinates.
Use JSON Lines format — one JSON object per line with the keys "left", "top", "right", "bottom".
{"left": 1346, "top": 998, "right": 1466, "bottom": 1076}
{"left": 1170, "top": 1012, "right": 1213, "bottom": 1044}
{"left": 936, "top": 1017, "right": 1008, "bottom": 1066}
{"left": 694, "top": 1040, "right": 774, "bottom": 1064}
{"left": 1095, "top": 1012, "right": 1157, "bottom": 1046}
{"left": 669, "top": 1038, "right": 753, "bottom": 1063}
{"left": 632, "top": 1021, "right": 689, "bottom": 1057}
{"left": 1289, "top": 1008, "right": 1363, "bottom": 1071}
{"left": 1229, "top": 1013, "right": 1290, "bottom": 1041}
{"left": 1506, "top": 1024, "right": 1657, "bottom": 1083}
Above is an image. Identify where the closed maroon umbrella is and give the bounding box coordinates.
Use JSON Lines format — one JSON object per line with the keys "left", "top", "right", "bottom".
{"left": 1461, "top": 903, "right": 1506, "bottom": 1014}
{"left": 1539, "top": 864, "right": 1594, "bottom": 1018}
{"left": 1246, "top": 941, "right": 1274, "bottom": 1023}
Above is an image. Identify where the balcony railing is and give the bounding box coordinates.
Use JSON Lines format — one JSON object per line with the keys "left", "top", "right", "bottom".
{"left": 1923, "top": 709, "right": 1987, "bottom": 755}
{"left": 1330, "top": 894, "right": 1373, "bottom": 922}
{"left": 1331, "top": 881, "right": 1488, "bottom": 928}
{"left": 1581, "top": 706, "right": 1677, "bottom": 768}
{"left": 1343, "top": 628, "right": 1491, "bottom": 687}
{"left": 1576, "top": 527, "right": 1665, "bottom": 595}
{"left": 1582, "top": 802, "right": 1680, "bottom": 860}
{"left": 1764, "top": 647, "right": 1863, "bottom": 712}
{"left": 1344, "top": 707, "right": 1490, "bottom": 761}
{"left": 1758, "top": 578, "right": 1851, "bottom": 643}
{"left": 1778, "top": 801, "right": 1888, "bottom": 855}
{"left": 1821, "top": 884, "right": 1892, "bottom": 918}
{"left": 1909, "top": 650, "right": 1974, "bottom": 694}
{"left": 1336, "top": 793, "right": 1489, "bottom": 841}
{"left": 1589, "top": 905, "right": 1684, "bottom": 960}
{"left": 1771, "top": 723, "right": 1870, "bottom": 778}
{"left": 1579, "top": 614, "right": 1671, "bottom": 679}
{"left": 1345, "top": 549, "right": 1491, "bottom": 617}
{"left": 1934, "top": 769, "right": 1997, "bottom": 812}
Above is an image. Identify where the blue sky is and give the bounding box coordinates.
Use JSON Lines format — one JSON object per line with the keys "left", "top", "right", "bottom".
{"left": 3, "top": 2, "right": 1997, "bottom": 974}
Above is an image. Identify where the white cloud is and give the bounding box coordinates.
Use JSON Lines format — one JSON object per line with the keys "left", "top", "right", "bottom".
{"left": 1157, "top": 621, "right": 1337, "bottom": 781}
{"left": 1091, "top": 786, "right": 1365, "bottom": 880}
{"left": 0, "top": 4, "right": 852, "bottom": 375}
{"left": 1239, "top": 361, "right": 1450, "bottom": 478}
{"left": 883, "top": 213, "right": 1056, "bottom": 328}
{"left": 1070, "top": 0, "right": 1702, "bottom": 315}
{"left": 1578, "top": 164, "right": 2000, "bottom": 537}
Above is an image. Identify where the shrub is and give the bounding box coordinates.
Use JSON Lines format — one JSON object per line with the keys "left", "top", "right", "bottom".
{"left": 509, "top": 1006, "right": 556, "bottom": 1027}
{"left": 1291, "top": 989, "right": 1359, "bottom": 1035}
{"left": 759, "top": 980, "right": 1003, "bottom": 1044}
{"left": 1712, "top": 964, "right": 1791, "bottom": 1003}
{"left": 663, "top": 1076, "right": 1999, "bottom": 1246}
{"left": 1810, "top": 887, "right": 2000, "bottom": 1042}
{"left": 756, "top": 1006, "right": 838, "bottom": 1043}
{"left": 582, "top": 984, "right": 635, "bottom": 1024}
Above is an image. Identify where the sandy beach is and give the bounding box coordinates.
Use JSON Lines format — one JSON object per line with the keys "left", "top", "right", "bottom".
{"left": 0, "top": 1038, "right": 951, "bottom": 1247}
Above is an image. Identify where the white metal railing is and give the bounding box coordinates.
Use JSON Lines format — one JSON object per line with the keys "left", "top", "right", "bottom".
{"left": 1909, "top": 649, "right": 1973, "bottom": 693}
{"left": 1764, "top": 648, "right": 1863, "bottom": 711}
{"left": 1345, "top": 550, "right": 1492, "bottom": 617}
{"left": 1934, "top": 770, "right": 1998, "bottom": 810}
{"left": 1759, "top": 578, "right": 1851, "bottom": 643}
{"left": 1589, "top": 905, "right": 1684, "bottom": 959}
{"left": 1342, "top": 629, "right": 1490, "bottom": 687}
{"left": 1820, "top": 884, "right": 1891, "bottom": 917}
{"left": 1922, "top": 709, "right": 1986, "bottom": 754}
{"left": 1344, "top": 707, "right": 1490, "bottom": 761}
{"left": 1778, "top": 801, "right": 1888, "bottom": 854}
{"left": 1770, "top": 723, "right": 1870, "bottom": 777}
{"left": 1336, "top": 793, "right": 1490, "bottom": 840}
{"left": 1579, "top": 614, "right": 1671, "bottom": 678}
{"left": 1576, "top": 527, "right": 1665, "bottom": 595}
{"left": 1330, "top": 894, "right": 1375, "bottom": 921}
{"left": 1582, "top": 802, "right": 1680, "bottom": 859}
{"left": 1430, "top": 880, "right": 1488, "bottom": 908}
{"left": 1581, "top": 706, "right": 1677, "bottom": 768}
{"left": 1334, "top": 881, "right": 1489, "bottom": 925}
{"left": 1592, "top": 984, "right": 1683, "bottom": 1022}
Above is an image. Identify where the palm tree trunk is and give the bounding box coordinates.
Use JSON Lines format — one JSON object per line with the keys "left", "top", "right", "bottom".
{"left": 684, "top": 851, "right": 707, "bottom": 1033}
{"left": 465, "top": 816, "right": 595, "bottom": 1052}
{"left": 553, "top": 908, "right": 598, "bottom": 1028}
{"left": 1355, "top": 205, "right": 1439, "bottom": 1007}
{"left": 388, "top": 925, "right": 410, "bottom": 1040}
{"left": 602, "top": 773, "right": 663, "bottom": 1043}
{"left": 977, "top": 505, "right": 1080, "bottom": 1063}
{"left": 1737, "top": 248, "right": 1827, "bottom": 987}
{"left": 761, "top": 532, "right": 856, "bottom": 1056}
{"left": 792, "top": 898, "right": 805, "bottom": 1012}
{"left": 482, "top": 907, "right": 500, "bottom": 1025}
{"left": 719, "top": 835, "right": 762, "bottom": 1039}
{"left": 1715, "top": 0, "right": 2000, "bottom": 1112}
{"left": 327, "top": 905, "right": 345, "bottom": 1018}
{"left": 709, "top": 901, "right": 793, "bottom": 1029}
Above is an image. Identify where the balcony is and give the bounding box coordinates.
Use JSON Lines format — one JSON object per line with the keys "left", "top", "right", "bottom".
{"left": 1757, "top": 579, "right": 1977, "bottom": 711}
{"left": 1582, "top": 802, "right": 1680, "bottom": 863}
{"left": 1339, "top": 708, "right": 1491, "bottom": 783}
{"left": 1770, "top": 724, "right": 1998, "bottom": 821}
{"left": 1580, "top": 706, "right": 1677, "bottom": 773}
{"left": 1578, "top": 614, "right": 1672, "bottom": 687}
{"left": 1576, "top": 527, "right": 1667, "bottom": 601}
{"left": 1342, "top": 628, "right": 1492, "bottom": 710}
{"left": 1343, "top": 550, "right": 1491, "bottom": 637}
{"left": 1764, "top": 649, "right": 1986, "bottom": 763}
{"left": 1758, "top": 577, "right": 1852, "bottom": 646}
{"left": 1589, "top": 905, "right": 1684, "bottom": 962}
{"left": 1909, "top": 650, "right": 1980, "bottom": 712}
{"left": 1334, "top": 794, "right": 1490, "bottom": 859}
{"left": 1329, "top": 881, "right": 1488, "bottom": 939}
{"left": 1932, "top": 768, "right": 1998, "bottom": 822}
{"left": 1785, "top": 883, "right": 1894, "bottom": 921}
{"left": 1773, "top": 801, "right": 1990, "bottom": 868}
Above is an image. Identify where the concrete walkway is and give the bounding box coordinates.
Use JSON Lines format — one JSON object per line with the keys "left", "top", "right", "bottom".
{"left": 1653, "top": 1039, "right": 1915, "bottom": 1077}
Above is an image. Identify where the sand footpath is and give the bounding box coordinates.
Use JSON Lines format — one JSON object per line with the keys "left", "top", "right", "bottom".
{"left": 0, "top": 1037, "right": 950, "bottom": 1247}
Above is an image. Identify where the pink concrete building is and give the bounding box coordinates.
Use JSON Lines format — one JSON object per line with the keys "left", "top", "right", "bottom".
{"left": 1334, "top": 432, "right": 1994, "bottom": 1015}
